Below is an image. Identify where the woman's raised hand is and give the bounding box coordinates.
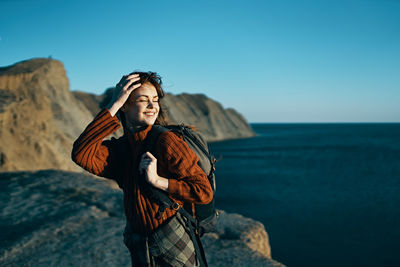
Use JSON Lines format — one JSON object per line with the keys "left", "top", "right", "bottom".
{"left": 107, "top": 73, "right": 142, "bottom": 116}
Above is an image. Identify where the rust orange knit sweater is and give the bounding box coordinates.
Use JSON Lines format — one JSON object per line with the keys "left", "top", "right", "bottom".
{"left": 71, "top": 108, "right": 213, "bottom": 234}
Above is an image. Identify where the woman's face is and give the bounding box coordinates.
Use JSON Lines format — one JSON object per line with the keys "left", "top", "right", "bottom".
{"left": 121, "top": 82, "right": 160, "bottom": 128}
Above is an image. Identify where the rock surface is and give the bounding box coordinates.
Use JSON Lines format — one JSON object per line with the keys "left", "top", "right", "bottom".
{"left": 0, "top": 59, "right": 93, "bottom": 172}
{"left": 0, "top": 58, "right": 254, "bottom": 172}
{"left": 202, "top": 211, "right": 284, "bottom": 267}
{"left": 0, "top": 170, "right": 284, "bottom": 267}
{"left": 163, "top": 93, "right": 254, "bottom": 141}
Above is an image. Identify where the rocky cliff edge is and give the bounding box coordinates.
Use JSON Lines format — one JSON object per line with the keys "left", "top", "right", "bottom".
{"left": 0, "top": 170, "right": 284, "bottom": 267}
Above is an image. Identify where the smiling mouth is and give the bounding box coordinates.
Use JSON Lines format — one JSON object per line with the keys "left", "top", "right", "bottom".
{"left": 144, "top": 112, "right": 156, "bottom": 116}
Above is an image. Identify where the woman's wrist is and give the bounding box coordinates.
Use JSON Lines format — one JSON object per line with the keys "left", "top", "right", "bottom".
{"left": 106, "top": 101, "right": 123, "bottom": 117}
{"left": 154, "top": 176, "right": 169, "bottom": 192}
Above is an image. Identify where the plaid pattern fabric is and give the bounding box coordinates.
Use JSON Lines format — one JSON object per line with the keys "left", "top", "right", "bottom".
{"left": 124, "top": 213, "right": 199, "bottom": 267}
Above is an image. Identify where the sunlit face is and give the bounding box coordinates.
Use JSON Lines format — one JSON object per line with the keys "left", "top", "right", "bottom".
{"left": 121, "top": 82, "right": 160, "bottom": 128}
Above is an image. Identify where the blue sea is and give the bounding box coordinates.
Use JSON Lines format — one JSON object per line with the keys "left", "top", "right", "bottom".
{"left": 209, "top": 123, "right": 400, "bottom": 267}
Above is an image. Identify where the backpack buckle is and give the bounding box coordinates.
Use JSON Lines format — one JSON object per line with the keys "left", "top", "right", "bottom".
{"left": 171, "top": 202, "right": 180, "bottom": 211}
{"left": 155, "top": 205, "right": 167, "bottom": 219}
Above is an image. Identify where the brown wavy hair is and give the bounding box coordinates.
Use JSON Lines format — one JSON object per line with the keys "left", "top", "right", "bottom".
{"left": 118, "top": 71, "right": 168, "bottom": 128}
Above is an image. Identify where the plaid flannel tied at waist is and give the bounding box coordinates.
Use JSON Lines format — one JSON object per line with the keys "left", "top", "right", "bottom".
{"left": 124, "top": 213, "right": 199, "bottom": 267}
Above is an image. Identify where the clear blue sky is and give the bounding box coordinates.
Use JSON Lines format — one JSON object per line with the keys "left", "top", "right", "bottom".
{"left": 1, "top": 0, "right": 399, "bottom": 122}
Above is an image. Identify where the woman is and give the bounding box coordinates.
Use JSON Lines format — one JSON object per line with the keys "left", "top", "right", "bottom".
{"left": 71, "top": 71, "right": 213, "bottom": 266}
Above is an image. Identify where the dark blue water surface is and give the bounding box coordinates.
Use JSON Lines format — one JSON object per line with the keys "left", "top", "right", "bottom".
{"left": 209, "top": 123, "right": 400, "bottom": 267}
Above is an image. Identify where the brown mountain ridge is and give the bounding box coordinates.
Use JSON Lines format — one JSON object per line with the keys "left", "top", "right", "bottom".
{"left": 0, "top": 58, "right": 254, "bottom": 172}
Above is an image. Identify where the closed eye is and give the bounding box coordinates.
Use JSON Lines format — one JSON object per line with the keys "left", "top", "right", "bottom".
{"left": 136, "top": 96, "right": 159, "bottom": 103}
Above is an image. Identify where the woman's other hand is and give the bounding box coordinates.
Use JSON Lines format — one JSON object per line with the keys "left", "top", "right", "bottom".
{"left": 106, "top": 73, "right": 142, "bottom": 116}
{"left": 139, "top": 152, "right": 169, "bottom": 191}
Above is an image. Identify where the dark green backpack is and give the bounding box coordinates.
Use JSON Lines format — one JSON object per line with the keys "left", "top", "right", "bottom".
{"left": 144, "top": 124, "right": 217, "bottom": 235}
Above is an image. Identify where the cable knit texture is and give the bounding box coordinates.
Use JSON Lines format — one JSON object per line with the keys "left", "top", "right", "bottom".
{"left": 71, "top": 108, "right": 213, "bottom": 234}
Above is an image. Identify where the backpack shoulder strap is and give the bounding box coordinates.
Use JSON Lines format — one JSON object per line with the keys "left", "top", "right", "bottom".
{"left": 144, "top": 125, "right": 170, "bottom": 155}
